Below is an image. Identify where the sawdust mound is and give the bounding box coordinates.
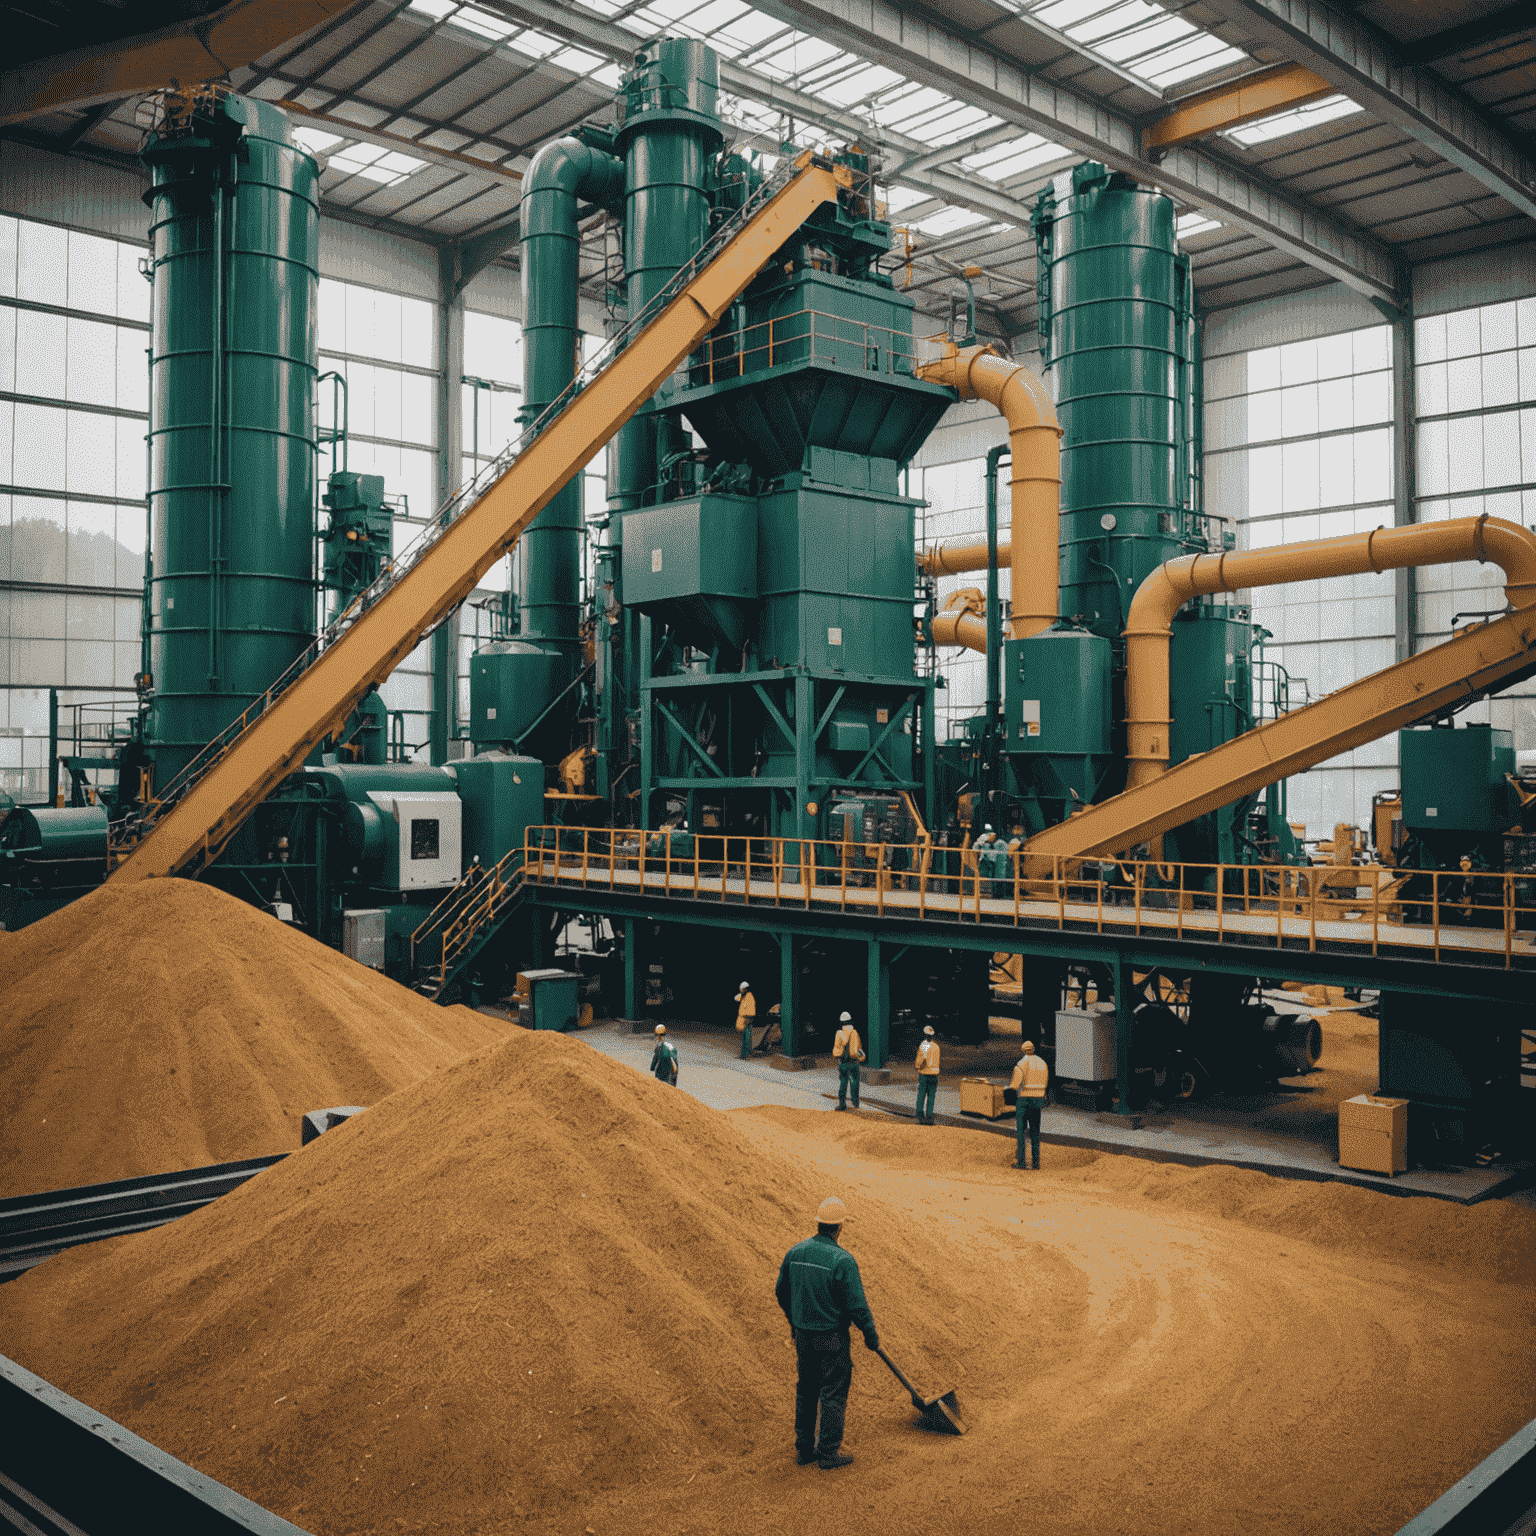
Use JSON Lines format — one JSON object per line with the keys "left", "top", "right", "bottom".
{"left": 0, "top": 1029, "right": 980, "bottom": 1534}
{"left": 0, "top": 878, "right": 513, "bottom": 1195}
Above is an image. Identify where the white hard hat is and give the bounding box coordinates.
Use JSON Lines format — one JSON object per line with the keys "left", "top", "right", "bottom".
{"left": 817, "top": 1196, "right": 850, "bottom": 1225}
{"left": 923, "top": 1025, "right": 935, "bottom": 1036}
{"left": 739, "top": 979, "right": 750, "bottom": 990}
{"left": 654, "top": 1024, "right": 666, "bottom": 1036}
{"left": 1021, "top": 1039, "right": 1035, "bottom": 1054}
{"left": 839, "top": 1011, "right": 852, "bottom": 1022}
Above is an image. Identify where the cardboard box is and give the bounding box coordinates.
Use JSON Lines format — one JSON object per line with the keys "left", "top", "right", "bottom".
{"left": 960, "top": 1078, "right": 1008, "bottom": 1120}
{"left": 1338, "top": 1094, "right": 1408, "bottom": 1175}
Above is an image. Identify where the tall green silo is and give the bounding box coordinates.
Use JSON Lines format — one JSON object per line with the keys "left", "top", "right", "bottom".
{"left": 140, "top": 89, "right": 320, "bottom": 788}
{"left": 1032, "top": 162, "right": 1193, "bottom": 637}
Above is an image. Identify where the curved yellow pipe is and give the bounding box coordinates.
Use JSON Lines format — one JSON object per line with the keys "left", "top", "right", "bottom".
{"left": 916, "top": 342, "right": 1061, "bottom": 638}
{"left": 932, "top": 587, "right": 987, "bottom": 651}
{"left": 1125, "top": 514, "right": 1536, "bottom": 788}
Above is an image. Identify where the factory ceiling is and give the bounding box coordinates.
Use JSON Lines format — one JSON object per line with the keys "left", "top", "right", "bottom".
{"left": 3, "top": 0, "right": 1533, "bottom": 343}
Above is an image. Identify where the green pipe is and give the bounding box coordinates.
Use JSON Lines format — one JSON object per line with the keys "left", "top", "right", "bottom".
{"left": 518, "top": 135, "right": 623, "bottom": 643}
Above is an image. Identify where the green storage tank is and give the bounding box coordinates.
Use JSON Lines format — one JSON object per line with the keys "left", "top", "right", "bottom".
{"left": 140, "top": 89, "right": 320, "bottom": 788}
{"left": 1033, "top": 162, "right": 1193, "bottom": 637}
{"left": 1400, "top": 724, "right": 1516, "bottom": 835}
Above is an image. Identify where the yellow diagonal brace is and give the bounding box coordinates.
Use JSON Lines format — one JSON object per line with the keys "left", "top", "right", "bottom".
{"left": 1023, "top": 608, "right": 1536, "bottom": 864}
{"left": 111, "top": 161, "right": 844, "bottom": 884}
{"left": 1144, "top": 65, "right": 1335, "bottom": 151}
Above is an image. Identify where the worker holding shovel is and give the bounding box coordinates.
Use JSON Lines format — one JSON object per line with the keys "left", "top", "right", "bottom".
{"left": 775, "top": 1195, "right": 879, "bottom": 1471}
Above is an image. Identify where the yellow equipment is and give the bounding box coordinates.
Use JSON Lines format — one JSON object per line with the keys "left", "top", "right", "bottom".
{"left": 106, "top": 155, "right": 848, "bottom": 885}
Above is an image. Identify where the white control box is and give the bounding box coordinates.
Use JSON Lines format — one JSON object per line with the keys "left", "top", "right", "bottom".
{"left": 1055, "top": 1003, "right": 1117, "bottom": 1082}
{"left": 367, "top": 791, "right": 462, "bottom": 890}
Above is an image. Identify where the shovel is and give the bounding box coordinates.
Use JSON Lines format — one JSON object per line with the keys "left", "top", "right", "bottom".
{"left": 874, "top": 1345, "right": 966, "bottom": 1435}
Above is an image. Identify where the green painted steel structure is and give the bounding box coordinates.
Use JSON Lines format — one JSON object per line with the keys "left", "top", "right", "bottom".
{"left": 140, "top": 91, "right": 320, "bottom": 788}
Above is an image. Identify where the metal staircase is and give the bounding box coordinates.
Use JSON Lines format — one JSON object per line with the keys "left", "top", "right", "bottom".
{"left": 408, "top": 844, "right": 527, "bottom": 1000}
{"left": 108, "top": 152, "right": 852, "bottom": 885}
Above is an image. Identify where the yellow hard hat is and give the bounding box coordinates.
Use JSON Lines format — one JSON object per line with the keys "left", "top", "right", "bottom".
{"left": 654, "top": 1024, "right": 666, "bottom": 1036}
{"left": 817, "top": 1196, "right": 850, "bottom": 1225}
{"left": 1021, "top": 1040, "right": 1035, "bottom": 1054}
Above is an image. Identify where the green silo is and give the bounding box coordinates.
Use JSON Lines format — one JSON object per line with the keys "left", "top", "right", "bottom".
{"left": 140, "top": 89, "right": 320, "bottom": 787}
{"left": 1033, "top": 162, "right": 1192, "bottom": 637}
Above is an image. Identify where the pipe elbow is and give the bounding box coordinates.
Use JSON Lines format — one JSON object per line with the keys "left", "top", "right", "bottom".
{"left": 524, "top": 136, "right": 624, "bottom": 212}
{"left": 1479, "top": 516, "right": 1536, "bottom": 609}
{"left": 1125, "top": 559, "right": 1194, "bottom": 638}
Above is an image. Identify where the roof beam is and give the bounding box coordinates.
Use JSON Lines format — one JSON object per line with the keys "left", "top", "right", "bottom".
{"left": 0, "top": 0, "right": 369, "bottom": 126}
{"left": 1197, "top": 0, "right": 1536, "bottom": 222}
{"left": 1145, "top": 63, "right": 1335, "bottom": 149}
{"left": 1397, "top": 6, "right": 1535, "bottom": 66}
{"left": 475, "top": 0, "right": 1037, "bottom": 227}
{"left": 750, "top": 0, "right": 1406, "bottom": 310}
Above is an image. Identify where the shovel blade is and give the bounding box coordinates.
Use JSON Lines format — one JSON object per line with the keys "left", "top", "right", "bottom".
{"left": 916, "top": 1391, "right": 966, "bottom": 1436}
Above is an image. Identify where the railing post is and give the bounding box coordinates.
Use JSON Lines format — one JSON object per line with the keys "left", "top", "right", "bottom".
{"left": 1433, "top": 870, "right": 1441, "bottom": 961}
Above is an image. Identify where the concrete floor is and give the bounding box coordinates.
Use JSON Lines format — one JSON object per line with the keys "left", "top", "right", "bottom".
{"left": 560, "top": 1011, "right": 1530, "bottom": 1207}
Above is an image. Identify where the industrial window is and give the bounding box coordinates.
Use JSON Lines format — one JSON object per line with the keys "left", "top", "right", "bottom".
{"left": 1204, "top": 324, "right": 1399, "bottom": 835}
{"left": 410, "top": 818, "right": 441, "bottom": 860}
{"left": 0, "top": 213, "right": 151, "bottom": 799}
{"left": 1413, "top": 297, "right": 1536, "bottom": 756}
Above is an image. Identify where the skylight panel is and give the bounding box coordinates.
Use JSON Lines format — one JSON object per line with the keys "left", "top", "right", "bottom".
{"left": 454, "top": 6, "right": 516, "bottom": 41}
{"left": 550, "top": 45, "right": 605, "bottom": 73}
{"left": 820, "top": 63, "right": 903, "bottom": 106}
{"left": 1025, "top": 0, "right": 1251, "bottom": 93}
{"left": 913, "top": 207, "right": 987, "bottom": 236}
{"left": 962, "top": 134, "right": 1070, "bottom": 181}
{"left": 682, "top": 0, "right": 752, "bottom": 33}
{"left": 883, "top": 186, "right": 933, "bottom": 214}
{"left": 712, "top": 10, "right": 790, "bottom": 52}
{"left": 407, "top": 0, "right": 457, "bottom": 18}
{"left": 327, "top": 143, "right": 427, "bottom": 185}
{"left": 293, "top": 127, "right": 343, "bottom": 156}
{"left": 592, "top": 62, "right": 624, "bottom": 88}
{"left": 1227, "top": 94, "right": 1365, "bottom": 145}
{"left": 509, "top": 28, "right": 562, "bottom": 58}
{"left": 643, "top": 0, "right": 713, "bottom": 21}
{"left": 1176, "top": 211, "right": 1220, "bottom": 238}
{"left": 881, "top": 86, "right": 951, "bottom": 127}
{"left": 925, "top": 108, "right": 1004, "bottom": 147}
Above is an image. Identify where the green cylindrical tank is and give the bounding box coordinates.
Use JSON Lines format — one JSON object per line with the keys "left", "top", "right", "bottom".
{"left": 1033, "top": 163, "right": 1190, "bottom": 638}
{"left": 140, "top": 90, "right": 320, "bottom": 788}
{"left": 612, "top": 38, "right": 722, "bottom": 511}
{"left": 519, "top": 136, "right": 623, "bottom": 642}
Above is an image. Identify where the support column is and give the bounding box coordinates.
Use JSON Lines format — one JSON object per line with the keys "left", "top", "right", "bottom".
{"left": 433, "top": 251, "right": 467, "bottom": 766}
{"left": 1114, "top": 956, "right": 1137, "bottom": 1115}
{"left": 778, "top": 930, "right": 800, "bottom": 1056}
{"left": 795, "top": 671, "right": 815, "bottom": 840}
{"left": 623, "top": 917, "right": 641, "bottom": 1020}
{"left": 1392, "top": 308, "right": 1418, "bottom": 663}
{"left": 865, "top": 937, "right": 890, "bottom": 1068}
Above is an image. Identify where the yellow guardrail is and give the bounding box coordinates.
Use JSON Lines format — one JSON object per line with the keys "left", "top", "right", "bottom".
{"left": 520, "top": 826, "right": 1536, "bottom": 969}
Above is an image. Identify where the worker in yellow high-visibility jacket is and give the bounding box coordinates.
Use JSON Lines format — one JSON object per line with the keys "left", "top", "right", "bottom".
{"left": 832, "top": 1011, "right": 864, "bottom": 1111}
{"left": 734, "top": 979, "right": 756, "bottom": 1059}
{"left": 914, "top": 1025, "right": 940, "bottom": 1125}
{"left": 1011, "top": 1039, "right": 1049, "bottom": 1169}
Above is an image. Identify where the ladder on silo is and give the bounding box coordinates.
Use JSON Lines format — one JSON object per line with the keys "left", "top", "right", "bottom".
{"left": 107, "top": 153, "right": 854, "bottom": 885}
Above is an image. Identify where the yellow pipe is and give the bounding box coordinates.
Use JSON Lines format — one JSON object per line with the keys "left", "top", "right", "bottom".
{"left": 922, "top": 536, "right": 1012, "bottom": 577}
{"left": 931, "top": 587, "right": 987, "bottom": 651}
{"left": 1125, "top": 515, "right": 1536, "bottom": 789}
{"left": 916, "top": 342, "right": 1061, "bottom": 638}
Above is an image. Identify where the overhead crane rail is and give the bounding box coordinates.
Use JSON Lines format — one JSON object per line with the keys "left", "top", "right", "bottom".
{"left": 107, "top": 154, "right": 852, "bottom": 884}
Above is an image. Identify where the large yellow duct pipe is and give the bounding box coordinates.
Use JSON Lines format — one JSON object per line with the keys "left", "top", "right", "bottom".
{"left": 931, "top": 588, "right": 986, "bottom": 650}
{"left": 922, "top": 536, "right": 1012, "bottom": 577}
{"left": 916, "top": 342, "right": 1061, "bottom": 639}
{"left": 1125, "top": 514, "right": 1536, "bottom": 789}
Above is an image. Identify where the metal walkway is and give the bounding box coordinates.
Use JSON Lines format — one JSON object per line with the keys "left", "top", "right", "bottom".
{"left": 523, "top": 830, "right": 1536, "bottom": 972}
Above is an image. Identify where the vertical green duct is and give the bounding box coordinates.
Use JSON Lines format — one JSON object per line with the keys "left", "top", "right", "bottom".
{"left": 1033, "top": 163, "right": 1189, "bottom": 639}
{"left": 612, "top": 39, "right": 722, "bottom": 511}
{"left": 140, "top": 91, "right": 320, "bottom": 787}
{"left": 518, "top": 137, "right": 623, "bottom": 647}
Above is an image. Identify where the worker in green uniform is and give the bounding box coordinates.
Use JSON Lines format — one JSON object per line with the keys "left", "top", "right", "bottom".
{"left": 914, "top": 1024, "right": 940, "bottom": 1125}
{"left": 774, "top": 1195, "right": 879, "bottom": 1470}
{"left": 832, "top": 1011, "right": 864, "bottom": 1111}
{"left": 1011, "top": 1038, "right": 1049, "bottom": 1168}
{"left": 650, "top": 1024, "right": 679, "bottom": 1086}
